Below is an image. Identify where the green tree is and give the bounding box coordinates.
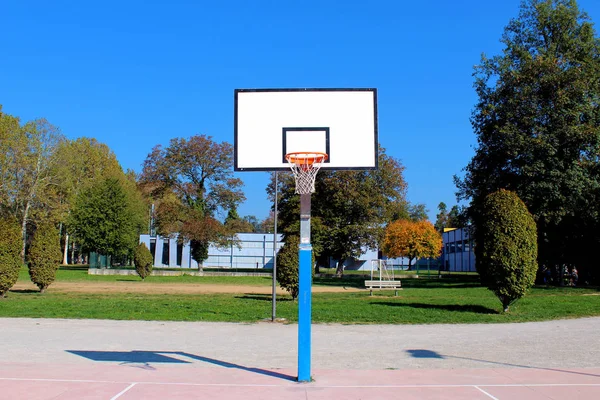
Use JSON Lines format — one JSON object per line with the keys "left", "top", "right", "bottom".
{"left": 0, "top": 217, "right": 22, "bottom": 297}
{"left": 51, "top": 137, "right": 126, "bottom": 264}
{"left": 28, "top": 223, "right": 61, "bottom": 293}
{"left": 408, "top": 204, "right": 428, "bottom": 222}
{"left": 477, "top": 190, "right": 538, "bottom": 312}
{"left": 140, "top": 135, "right": 245, "bottom": 268}
{"left": 456, "top": 0, "right": 600, "bottom": 278}
{"left": 434, "top": 202, "right": 448, "bottom": 233}
{"left": 268, "top": 147, "right": 409, "bottom": 276}
{"left": 70, "top": 178, "right": 145, "bottom": 261}
{"left": 134, "top": 242, "right": 154, "bottom": 280}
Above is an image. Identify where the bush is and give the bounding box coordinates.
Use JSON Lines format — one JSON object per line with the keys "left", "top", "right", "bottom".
{"left": 476, "top": 189, "right": 538, "bottom": 312}
{"left": 28, "top": 223, "right": 62, "bottom": 293}
{"left": 276, "top": 235, "right": 315, "bottom": 300}
{"left": 134, "top": 242, "right": 154, "bottom": 280}
{"left": 0, "top": 218, "right": 22, "bottom": 298}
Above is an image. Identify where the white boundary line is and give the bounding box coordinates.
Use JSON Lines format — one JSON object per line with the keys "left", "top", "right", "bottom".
{"left": 474, "top": 386, "right": 500, "bottom": 400}
{"left": 110, "top": 383, "right": 137, "bottom": 400}
{"left": 1, "top": 377, "right": 600, "bottom": 389}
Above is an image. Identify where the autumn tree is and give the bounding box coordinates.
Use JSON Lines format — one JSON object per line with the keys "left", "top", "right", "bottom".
{"left": 269, "top": 147, "right": 409, "bottom": 276}
{"left": 139, "top": 135, "right": 245, "bottom": 267}
{"left": 0, "top": 110, "right": 64, "bottom": 260}
{"left": 382, "top": 220, "right": 442, "bottom": 270}
{"left": 455, "top": 0, "right": 600, "bottom": 278}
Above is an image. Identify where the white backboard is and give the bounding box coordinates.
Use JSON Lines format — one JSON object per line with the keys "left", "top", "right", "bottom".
{"left": 234, "top": 88, "right": 378, "bottom": 171}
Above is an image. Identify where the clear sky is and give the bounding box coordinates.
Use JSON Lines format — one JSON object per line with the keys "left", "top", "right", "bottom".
{"left": 2, "top": 0, "right": 599, "bottom": 222}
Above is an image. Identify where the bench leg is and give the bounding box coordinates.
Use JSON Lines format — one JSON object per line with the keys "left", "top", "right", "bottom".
{"left": 369, "top": 289, "right": 373, "bottom": 296}
{"left": 395, "top": 289, "right": 398, "bottom": 296}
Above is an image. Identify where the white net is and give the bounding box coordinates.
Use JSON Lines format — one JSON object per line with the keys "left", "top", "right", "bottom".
{"left": 286, "top": 153, "right": 327, "bottom": 194}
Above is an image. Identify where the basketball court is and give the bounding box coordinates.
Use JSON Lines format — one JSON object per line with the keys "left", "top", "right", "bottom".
{"left": 2, "top": 317, "right": 600, "bottom": 399}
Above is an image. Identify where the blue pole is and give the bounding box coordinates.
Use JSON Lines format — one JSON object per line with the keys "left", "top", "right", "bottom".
{"left": 297, "top": 244, "right": 312, "bottom": 382}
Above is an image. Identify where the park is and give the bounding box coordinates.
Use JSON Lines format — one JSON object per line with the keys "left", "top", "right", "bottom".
{"left": 2, "top": 0, "right": 600, "bottom": 398}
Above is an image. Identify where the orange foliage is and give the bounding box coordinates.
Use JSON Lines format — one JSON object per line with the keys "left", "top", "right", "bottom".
{"left": 382, "top": 220, "right": 442, "bottom": 264}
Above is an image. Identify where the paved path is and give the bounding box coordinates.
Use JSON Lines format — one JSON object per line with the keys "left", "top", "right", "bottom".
{"left": 2, "top": 317, "right": 600, "bottom": 399}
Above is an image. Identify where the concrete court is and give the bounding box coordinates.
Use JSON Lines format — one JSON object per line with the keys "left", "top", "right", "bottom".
{"left": 1, "top": 317, "right": 600, "bottom": 399}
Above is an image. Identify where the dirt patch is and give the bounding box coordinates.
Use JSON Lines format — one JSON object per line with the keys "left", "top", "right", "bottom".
{"left": 11, "top": 281, "right": 363, "bottom": 295}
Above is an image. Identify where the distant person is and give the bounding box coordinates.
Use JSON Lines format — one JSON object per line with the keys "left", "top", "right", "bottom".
{"left": 571, "top": 267, "right": 578, "bottom": 287}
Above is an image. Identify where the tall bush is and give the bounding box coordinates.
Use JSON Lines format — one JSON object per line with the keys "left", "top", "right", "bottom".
{"left": 276, "top": 236, "right": 315, "bottom": 300}
{"left": 476, "top": 189, "right": 538, "bottom": 312}
{"left": 134, "top": 242, "right": 154, "bottom": 280}
{"left": 28, "top": 223, "right": 62, "bottom": 293}
{"left": 0, "top": 218, "right": 22, "bottom": 297}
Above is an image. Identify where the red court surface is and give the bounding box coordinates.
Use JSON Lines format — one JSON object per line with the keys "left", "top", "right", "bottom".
{"left": 1, "top": 362, "right": 599, "bottom": 399}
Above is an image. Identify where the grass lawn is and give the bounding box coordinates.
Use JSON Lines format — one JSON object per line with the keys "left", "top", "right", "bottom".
{"left": 5, "top": 267, "right": 600, "bottom": 324}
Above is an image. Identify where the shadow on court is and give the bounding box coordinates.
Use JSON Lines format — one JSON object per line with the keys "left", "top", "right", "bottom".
{"left": 404, "top": 348, "right": 600, "bottom": 378}
{"left": 66, "top": 350, "right": 295, "bottom": 381}
{"left": 374, "top": 302, "right": 498, "bottom": 314}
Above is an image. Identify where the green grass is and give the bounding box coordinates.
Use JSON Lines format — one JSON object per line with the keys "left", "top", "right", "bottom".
{"left": 6, "top": 269, "right": 600, "bottom": 323}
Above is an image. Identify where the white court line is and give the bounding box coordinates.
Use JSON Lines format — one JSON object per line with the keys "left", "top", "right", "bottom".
{"left": 474, "top": 386, "right": 500, "bottom": 400}
{"left": 110, "top": 383, "right": 137, "bottom": 400}
{"left": 1, "top": 377, "right": 600, "bottom": 389}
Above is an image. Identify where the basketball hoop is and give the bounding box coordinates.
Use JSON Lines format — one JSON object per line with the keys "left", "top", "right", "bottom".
{"left": 285, "top": 152, "right": 328, "bottom": 194}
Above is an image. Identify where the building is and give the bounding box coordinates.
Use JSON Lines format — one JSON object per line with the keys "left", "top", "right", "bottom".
{"left": 139, "top": 233, "right": 284, "bottom": 269}
{"left": 442, "top": 228, "right": 476, "bottom": 272}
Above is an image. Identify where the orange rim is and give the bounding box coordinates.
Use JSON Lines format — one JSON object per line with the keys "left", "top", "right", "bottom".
{"left": 285, "top": 152, "right": 328, "bottom": 165}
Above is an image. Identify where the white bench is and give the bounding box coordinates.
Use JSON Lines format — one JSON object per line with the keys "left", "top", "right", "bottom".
{"left": 364, "top": 280, "right": 402, "bottom": 296}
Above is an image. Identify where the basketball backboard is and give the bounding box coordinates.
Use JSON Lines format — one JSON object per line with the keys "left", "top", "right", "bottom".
{"left": 234, "top": 88, "right": 378, "bottom": 171}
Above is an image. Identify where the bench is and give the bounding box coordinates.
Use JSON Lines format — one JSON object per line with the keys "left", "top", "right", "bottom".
{"left": 364, "top": 280, "right": 402, "bottom": 296}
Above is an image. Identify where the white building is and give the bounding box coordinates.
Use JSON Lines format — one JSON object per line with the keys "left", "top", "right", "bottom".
{"left": 139, "top": 233, "right": 284, "bottom": 269}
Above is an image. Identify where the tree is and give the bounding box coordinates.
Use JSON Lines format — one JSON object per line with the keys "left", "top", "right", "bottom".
{"left": 134, "top": 242, "right": 154, "bottom": 280}
{"left": 476, "top": 190, "right": 538, "bottom": 312}
{"left": 0, "top": 112, "right": 65, "bottom": 260}
{"left": 51, "top": 137, "right": 126, "bottom": 264}
{"left": 408, "top": 204, "right": 428, "bottom": 222}
{"left": 382, "top": 220, "right": 442, "bottom": 270}
{"left": 28, "top": 223, "right": 61, "bottom": 293}
{"left": 455, "top": 0, "right": 600, "bottom": 279}
{"left": 0, "top": 217, "right": 22, "bottom": 297}
{"left": 268, "top": 147, "right": 409, "bottom": 276}
{"left": 70, "top": 178, "right": 145, "bottom": 261}
{"left": 434, "top": 202, "right": 448, "bottom": 233}
{"left": 140, "top": 135, "right": 245, "bottom": 267}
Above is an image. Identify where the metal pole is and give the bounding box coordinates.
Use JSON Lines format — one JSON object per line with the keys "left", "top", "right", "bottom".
{"left": 298, "top": 193, "right": 312, "bottom": 382}
{"left": 272, "top": 172, "right": 278, "bottom": 322}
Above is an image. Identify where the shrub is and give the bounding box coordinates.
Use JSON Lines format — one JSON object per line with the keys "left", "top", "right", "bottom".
{"left": 0, "top": 218, "right": 22, "bottom": 298}
{"left": 476, "top": 189, "right": 538, "bottom": 312}
{"left": 28, "top": 223, "right": 62, "bottom": 293}
{"left": 276, "top": 235, "right": 315, "bottom": 300}
{"left": 134, "top": 242, "right": 154, "bottom": 280}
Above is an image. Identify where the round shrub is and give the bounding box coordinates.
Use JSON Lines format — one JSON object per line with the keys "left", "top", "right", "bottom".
{"left": 28, "top": 223, "right": 62, "bottom": 293}
{"left": 134, "top": 242, "right": 154, "bottom": 280}
{"left": 276, "top": 235, "right": 315, "bottom": 300}
{"left": 0, "top": 218, "right": 22, "bottom": 297}
{"left": 476, "top": 189, "right": 538, "bottom": 312}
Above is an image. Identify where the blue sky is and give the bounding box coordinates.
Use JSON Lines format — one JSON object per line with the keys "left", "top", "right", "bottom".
{"left": 2, "top": 0, "right": 599, "bottom": 222}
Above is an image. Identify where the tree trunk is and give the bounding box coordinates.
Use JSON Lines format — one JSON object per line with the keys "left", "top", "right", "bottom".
{"left": 20, "top": 201, "right": 31, "bottom": 262}
{"left": 335, "top": 259, "right": 344, "bottom": 278}
{"left": 63, "top": 233, "right": 69, "bottom": 265}
{"left": 71, "top": 241, "right": 75, "bottom": 265}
